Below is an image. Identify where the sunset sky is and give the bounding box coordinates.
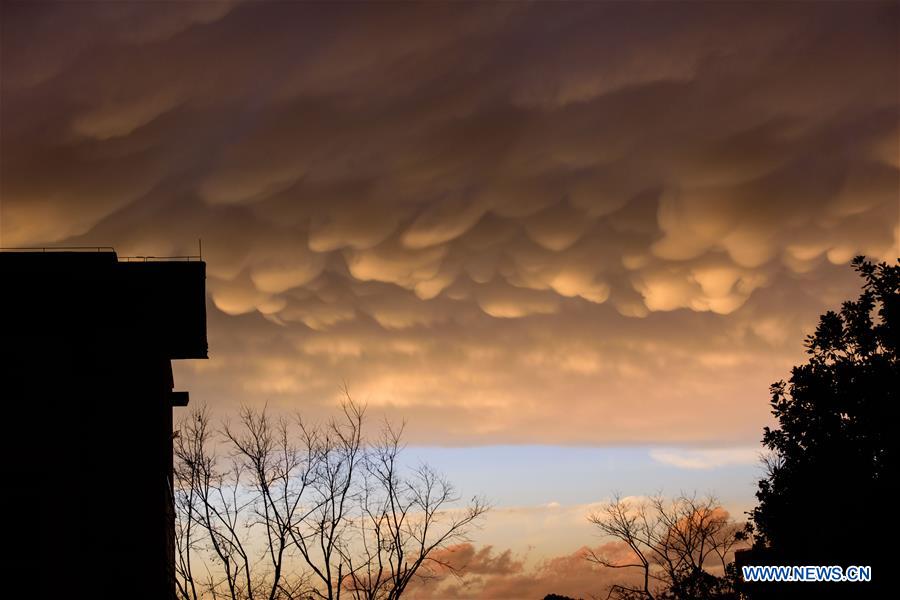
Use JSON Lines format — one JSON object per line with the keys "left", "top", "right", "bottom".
{"left": 2, "top": 1, "right": 898, "bottom": 596}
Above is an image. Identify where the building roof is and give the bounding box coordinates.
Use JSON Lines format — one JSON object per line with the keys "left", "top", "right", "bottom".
{"left": 1, "top": 250, "right": 208, "bottom": 359}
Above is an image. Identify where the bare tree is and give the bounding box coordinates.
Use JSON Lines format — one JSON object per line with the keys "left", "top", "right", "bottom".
{"left": 286, "top": 401, "right": 365, "bottom": 600}
{"left": 586, "top": 493, "right": 746, "bottom": 600}
{"left": 173, "top": 398, "right": 488, "bottom": 600}
{"left": 344, "top": 421, "right": 490, "bottom": 600}
{"left": 174, "top": 406, "right": 260, "bottom": 600}
{"left": 222, "top": 406, "right": 319, "bottom": 600}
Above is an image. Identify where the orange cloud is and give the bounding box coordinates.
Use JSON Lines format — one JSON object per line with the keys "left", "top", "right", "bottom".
{"left": 2, "top": 1, "right": 896, "bottom": 444}
{"left": 408, "top": 543, "right": 642, "bottom": 599}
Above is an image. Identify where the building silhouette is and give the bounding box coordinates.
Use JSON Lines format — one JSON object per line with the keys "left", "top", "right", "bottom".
{"left": 2, "top": 249, "right": 207, "bottom": 599}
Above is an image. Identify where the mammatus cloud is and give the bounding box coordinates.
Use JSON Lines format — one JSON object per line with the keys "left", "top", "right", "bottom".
{"left": 2, "top": 1, "right": 897, "bottom": 443}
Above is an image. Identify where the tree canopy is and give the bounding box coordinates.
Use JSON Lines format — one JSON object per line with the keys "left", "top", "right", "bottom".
{"left": 750, "top": 257, "right": 898, "bottom": 572}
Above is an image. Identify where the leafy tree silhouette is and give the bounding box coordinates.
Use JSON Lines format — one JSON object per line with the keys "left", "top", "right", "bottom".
{"left": 749, "top": 257, "right": 898, "bottom": 595}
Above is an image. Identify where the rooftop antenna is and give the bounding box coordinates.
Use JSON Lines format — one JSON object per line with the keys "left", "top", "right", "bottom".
{"left": 198, "top": 238, "right": 202, "bottom": 261}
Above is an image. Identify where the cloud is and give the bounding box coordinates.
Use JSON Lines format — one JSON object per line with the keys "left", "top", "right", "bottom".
{"left": 649, "top": 447, "right": 761, "bottom": 470}
{"left": 2, "top": 1, "right": 897, "bottom": 444}
{"left": 475, "top": 281, "right": 561, "bottom": 319}
{"left": 408, "top": 542, "right": 641, "bottom": 599}
{"left": 401, "top": 192, "right": 489, "bottom": 249}
{"left": 344, "top": 242, "right": 448, "bottom": 288}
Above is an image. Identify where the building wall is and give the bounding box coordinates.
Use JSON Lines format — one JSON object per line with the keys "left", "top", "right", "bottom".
{"left": 1, "top": 252, "right": 206, "bottom": 599}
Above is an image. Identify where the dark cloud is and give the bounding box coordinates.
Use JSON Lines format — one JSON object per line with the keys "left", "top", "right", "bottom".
{"left": 2, "top": 1, "right": 897, "bottom": 443}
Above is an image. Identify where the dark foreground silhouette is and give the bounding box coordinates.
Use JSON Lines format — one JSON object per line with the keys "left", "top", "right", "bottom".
{"left": 1, "top": 250, "right": 207, "bottom": 599}
{"left": 739, "top": 257, "right": 898, "bottom": 599}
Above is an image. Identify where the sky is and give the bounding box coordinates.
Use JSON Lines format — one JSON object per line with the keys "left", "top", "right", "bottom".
{"left": 1, "top": 1, "right": 898, "bottom": 597}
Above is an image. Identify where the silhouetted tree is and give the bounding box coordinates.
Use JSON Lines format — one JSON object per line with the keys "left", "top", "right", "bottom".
{"left": 344, "top": 421, "right": 489, "bottom": 600}
{"left": 587, "top": 493, "right": 745, "bottom": 600}
{"left": 749, "top": 257, "right": 898, "bottom": 583}
{"left": 173, "top": 395, "right": 488, "bottom": 600}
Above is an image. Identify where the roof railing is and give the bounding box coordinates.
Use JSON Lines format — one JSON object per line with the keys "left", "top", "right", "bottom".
{"left": 119, "top": 255, "right": 202, "bottom": 262}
